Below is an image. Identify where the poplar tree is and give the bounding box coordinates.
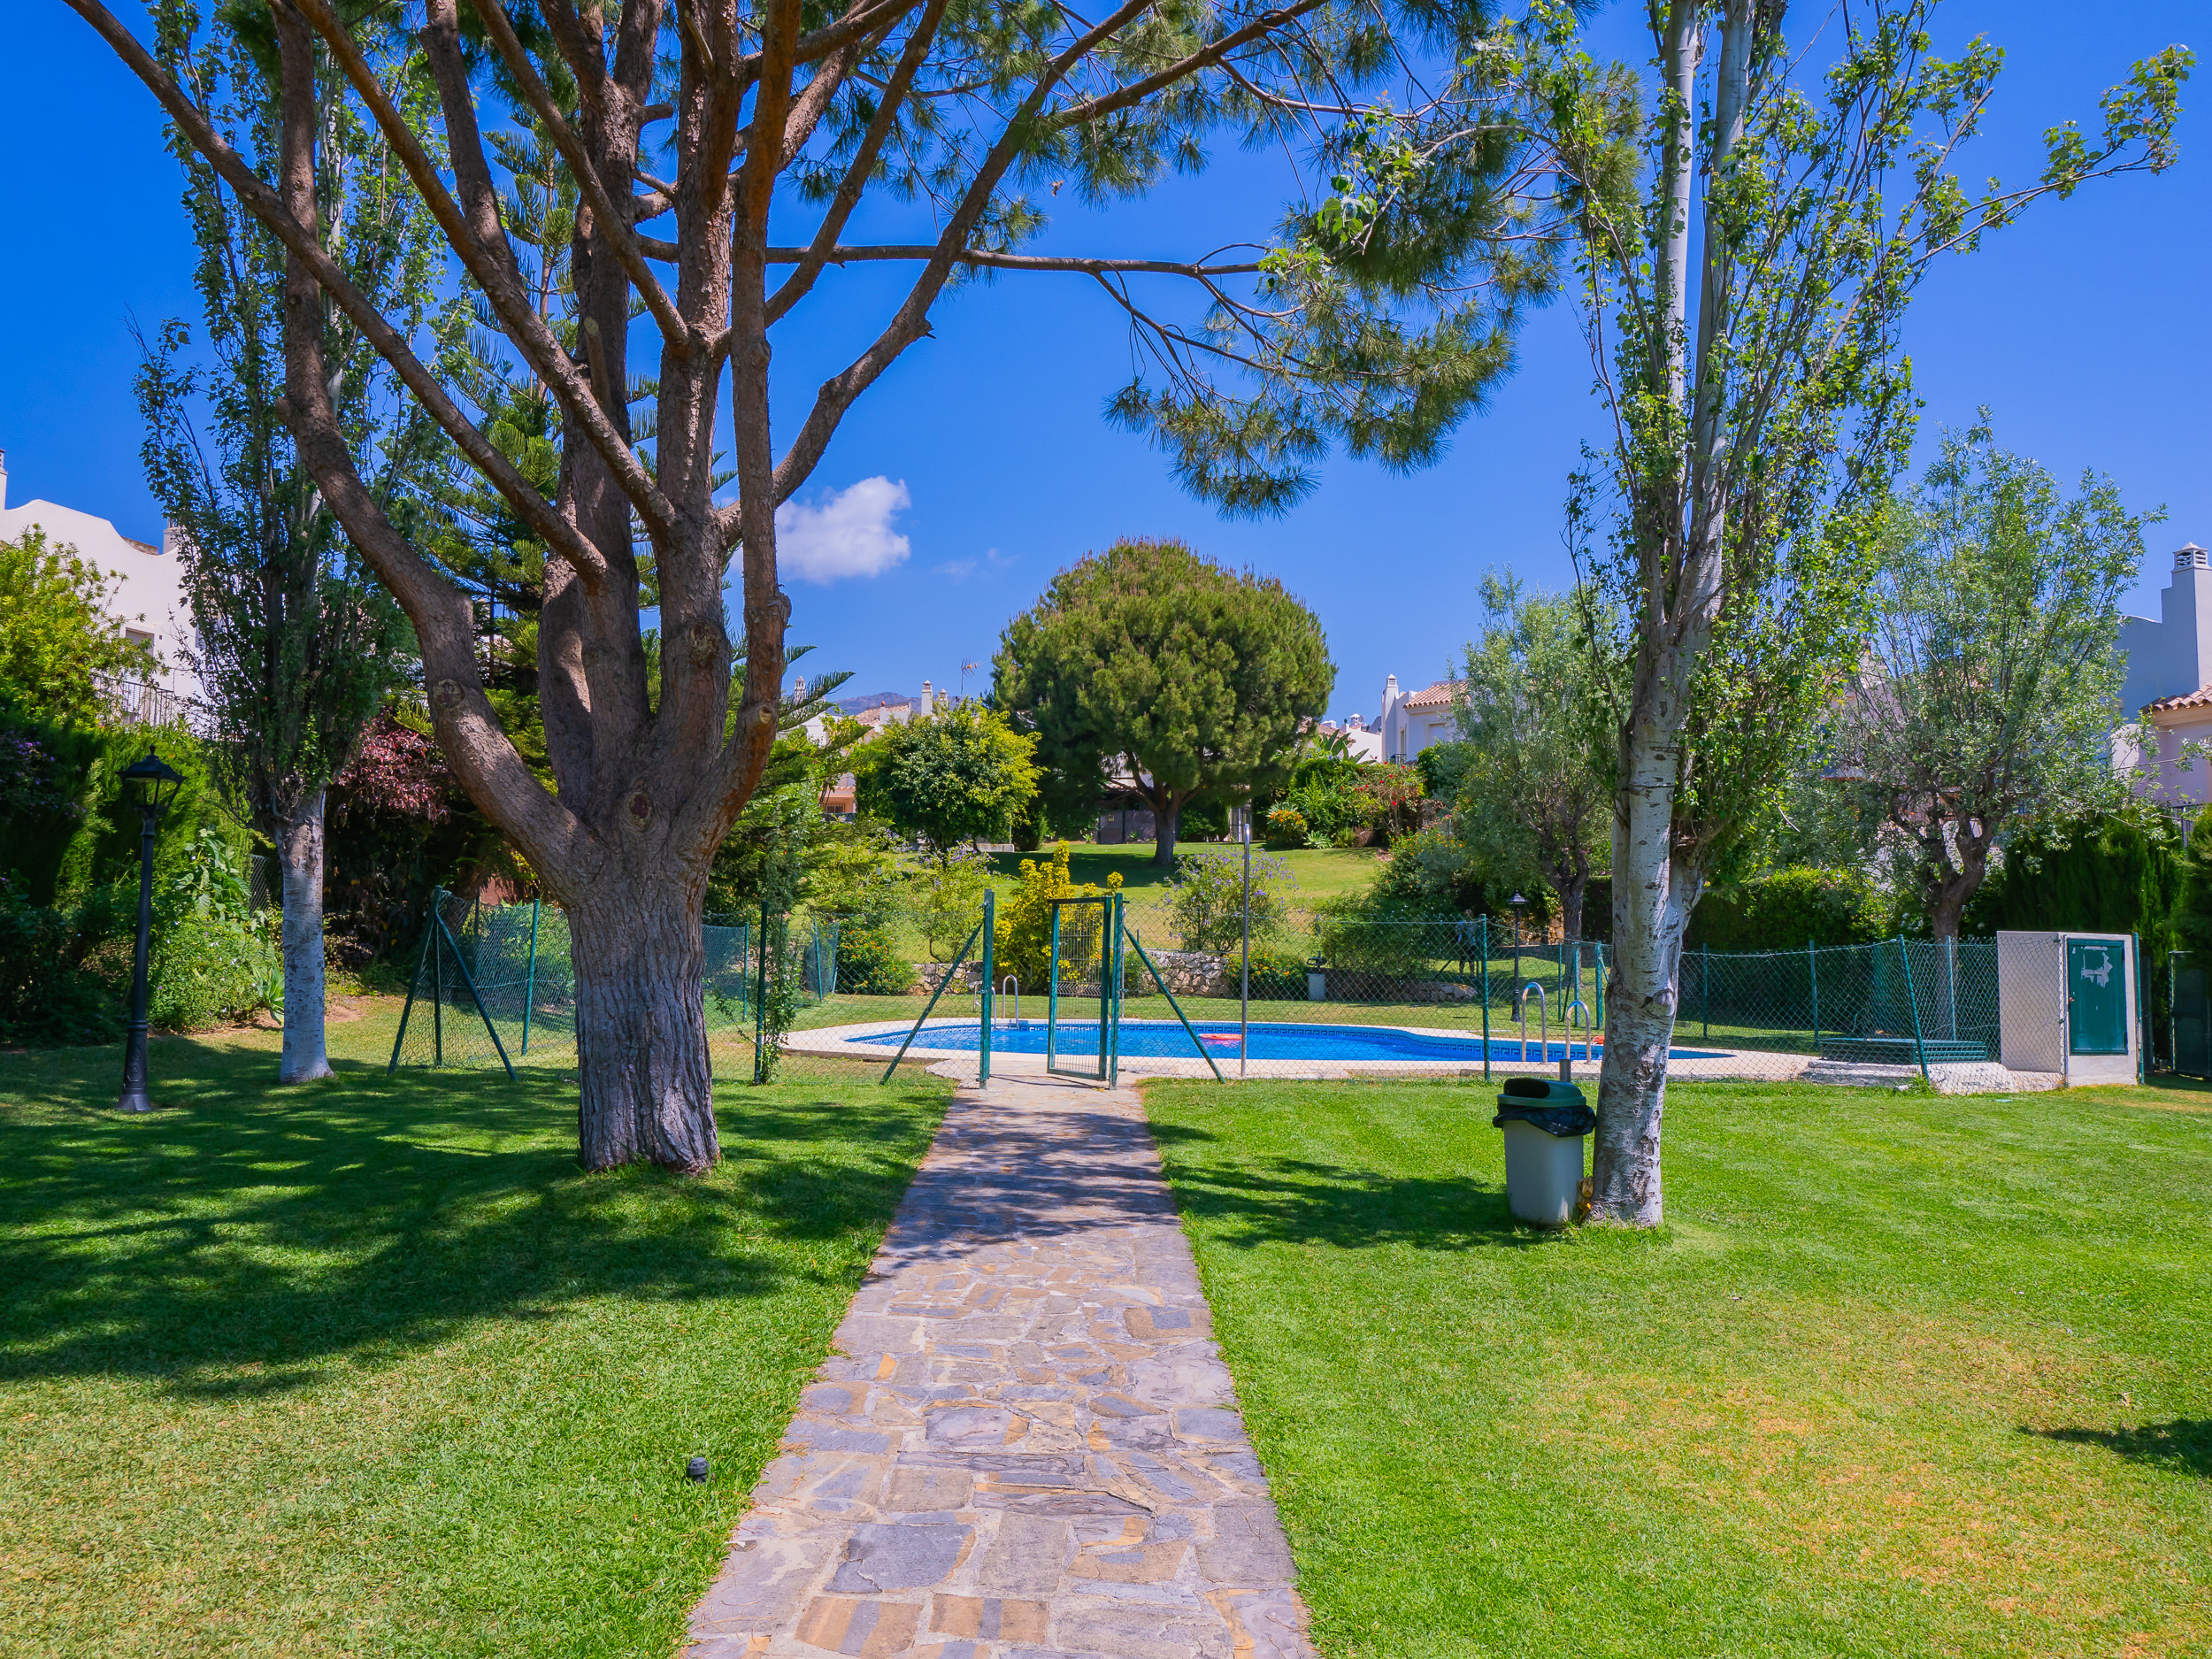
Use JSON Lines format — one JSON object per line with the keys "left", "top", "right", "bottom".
{"left": 135, "top": 2, "right": 436, "bottom": 1083}
{"left": 1137, "top": 1, "right": 2187, "bottom": 1224}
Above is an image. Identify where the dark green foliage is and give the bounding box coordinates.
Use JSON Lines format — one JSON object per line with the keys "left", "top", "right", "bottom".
{"left": 0, "top": 886, "right": 133, "bottom": 1047}
{"left": 1245, "top": 942, "right": 1315, "bottom": 1001}
{"left": 996, "top": 540, "right": 1333, "bottom": 863}
{"left": 0, "top": 709, "right": 250, "bottom": 911}
{"left": 1368, "top": 825, "right": 1491, "bottom": 917}
{"left": 0, "top": 705, "right": 105, "bottom": 907}
{"left": 1414, "top": 741, "right": 1474, "bottom": 804}
{"left": 1965, "top": 811, "right": 2182, "bottom": 957}
{"left": 1689, "top": 867, "right": 1886, "bottom": 951}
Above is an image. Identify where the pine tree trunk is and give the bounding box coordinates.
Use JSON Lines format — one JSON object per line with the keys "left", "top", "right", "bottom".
{"left": 276, "top": 789, "right": 332, "bottom": 1084}
{"left": 567, "top": 881, "right": 719, "bottom": 1172}
{"left": 1151, "top": 795, "right": 1182, "bottom": 867}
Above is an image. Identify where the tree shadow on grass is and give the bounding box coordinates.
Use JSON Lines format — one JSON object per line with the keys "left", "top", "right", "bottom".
{"left": 2024, "top": 1421, "right": 2212, "bottom": 1479}
{"left": 0, "top": 1039, "right": 945, "bottom": 1397}
{"left": 1144, "top": 1121, "right": 1548, "bottom": 1252}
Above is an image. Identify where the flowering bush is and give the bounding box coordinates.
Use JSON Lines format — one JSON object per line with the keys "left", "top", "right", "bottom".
{"left": 1263, "top": 806, "right": 1310, "bottom": 849}
{"left": 1168, "top": 848, "right": 1293, "bottom": 955}
{"left": 995, "top": 841, "right": 1121, "bottom": 987}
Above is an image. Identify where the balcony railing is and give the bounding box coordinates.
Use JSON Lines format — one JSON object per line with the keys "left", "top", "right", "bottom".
{"left": 95, "top": 673, "right": 203, "bottom": 732}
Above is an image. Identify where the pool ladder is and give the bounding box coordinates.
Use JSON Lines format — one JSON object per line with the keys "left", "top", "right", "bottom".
{"left": 1517, "top": 984, "right": 1594, "bottom": 1082}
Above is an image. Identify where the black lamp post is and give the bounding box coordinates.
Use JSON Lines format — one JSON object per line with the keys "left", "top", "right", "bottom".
{"left": 1509, "top": 893, "right": 1527, "bottom": 995}
{"left": 116, "top": 749, "right": 184, "bottom": 1113}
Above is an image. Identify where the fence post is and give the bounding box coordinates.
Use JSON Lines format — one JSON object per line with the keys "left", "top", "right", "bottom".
{"left": 433, "top": 902, "right": 445, "bottom": 1066}
{"left": 385, "top": 912, "right": 438, "bottom": 1076}
{"left": 1808, "top": 938, "right": 1818, "bottom": 1054}
{"left": 1479, "top": 915, "right": 1491, "bottom": 1083}
{"left": 1240, "top": 821, "right": 1251, "bottom": 1080}
{"left": 1701, "top": 942, "right": 1710, "bottom": 1040}
{"left": 520, "top": 897, "right": 541, "bottom": 1057}
{"left": 754, "top": 898, "right": 771, "bottom": 1085}
{"left": 1897, "top": 936, "right": 1931, "bottom": 1085}
{"left": 2134, "top": 931, "right": 2145, "bottom": 1086}
{"left": 1046, "top": 907, "right": 1063, "bottom": 1073}
{"left": 979, "top": 888, "right": 996, "bottom": 1087}
{"left": 1108, "top": 894, "right": 1125, "bottom": 1087}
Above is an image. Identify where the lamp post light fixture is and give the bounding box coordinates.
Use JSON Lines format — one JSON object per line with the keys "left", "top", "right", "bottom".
{"left": 115, "top": 749, "right": 185, "bottom": 1113}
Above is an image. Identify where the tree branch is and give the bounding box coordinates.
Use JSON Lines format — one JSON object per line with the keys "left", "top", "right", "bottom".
{"left": 64, "top": 0, "right": 613, "bottom": 590}
{"left": 463, "top": 0, "right": 696, "bottom": 350}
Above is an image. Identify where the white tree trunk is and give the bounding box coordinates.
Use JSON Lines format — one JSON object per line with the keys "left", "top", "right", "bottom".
{"left": 276, "top": 788, "right": 332, "bottom": 1084}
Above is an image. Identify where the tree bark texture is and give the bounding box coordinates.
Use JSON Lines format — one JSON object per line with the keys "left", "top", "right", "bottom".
{"left": 276, "top": 788, "right": 333, "bottom": 1084}
{"left": 568, "top": 880, "right": 718, "bottom": 1171}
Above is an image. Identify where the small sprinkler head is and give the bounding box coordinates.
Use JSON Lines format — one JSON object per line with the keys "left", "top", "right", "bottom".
{"left": 686, "top": 1455, "right": 710, "bottom": 1483}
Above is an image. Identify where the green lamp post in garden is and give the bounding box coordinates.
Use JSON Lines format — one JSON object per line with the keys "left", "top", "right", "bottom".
{"left": 115, "top": 749, "right": 184, "bottom": 1114}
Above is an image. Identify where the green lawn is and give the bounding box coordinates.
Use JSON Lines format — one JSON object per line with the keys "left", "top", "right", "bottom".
{"left": 1, "top": 1024, "right": 948, "bottom": 1658}
{"left": 1144, "top": 1075, "right": 2212, "bottom": 1659}
{"left": 989, "top": 840, "right": 1388, "bottom": 925}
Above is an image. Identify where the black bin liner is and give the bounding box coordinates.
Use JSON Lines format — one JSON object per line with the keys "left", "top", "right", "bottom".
{"left": 1492, "top": 1075, "right": 1594, "bottom": 1138}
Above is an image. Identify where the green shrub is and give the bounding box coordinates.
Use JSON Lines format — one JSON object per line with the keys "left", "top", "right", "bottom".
{"left": 910, "top": 851, "right": 992, "bottom": 961}
{"left": 0, "top": 883, "right": 132, "bottom": 1046}
{"left": 1263, "top": 806, "right": 1309, "bottom": 849}
{"left": 1245, "top": 943, "right": 1312, "bottom": 1001}
{"left": 835, "top": 911, "right": 916, "bottom": 995}
{"left": 1167, "top": 848, "right": 1293, "bottom": 954}
{"left": 994, "top": 841, "right": 1119, "bottom": 987}
{"left": 149, "top": 828, "right": 280, "bottom": 1030}
{"left": 1687, "top": 865, "right": 1883, "bottom": 950}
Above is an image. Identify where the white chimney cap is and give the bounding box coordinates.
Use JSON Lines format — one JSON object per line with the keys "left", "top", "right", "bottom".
{"left": 2177, "top": 542, "right": 2209, "bottom": 570}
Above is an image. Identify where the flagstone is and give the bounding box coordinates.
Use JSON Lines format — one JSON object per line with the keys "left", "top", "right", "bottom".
{"left": 683, "top": 1073, "right": 1316, "bottom": 1659}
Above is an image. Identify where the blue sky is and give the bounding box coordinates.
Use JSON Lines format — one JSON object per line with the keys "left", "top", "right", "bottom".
{"left": 4, "top": 2, "right": 2204, "bottom": 724}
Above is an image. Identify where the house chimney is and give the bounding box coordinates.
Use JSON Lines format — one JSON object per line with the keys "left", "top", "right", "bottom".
{"left": 162, "top": 522, "right": 190, "bottom": 557}
{"left": 2177, "top": 542, "right": 2209, "bottom": 571}
{"left": 0, "top": 449, "right": 8, "bottom": 512}
{"left": 1384, "top": 673, "right": 1399, "bottom": 703}
{"left": 919, "top": 679, "right": 933, "bottom": 714}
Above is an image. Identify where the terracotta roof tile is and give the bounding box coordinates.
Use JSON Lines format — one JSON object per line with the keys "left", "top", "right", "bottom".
{"left": 2145, "top": 686, "right": 2212, "bottom": 714}
{"left": 1402, "top": 680, "right": 1462, "bottom": 710}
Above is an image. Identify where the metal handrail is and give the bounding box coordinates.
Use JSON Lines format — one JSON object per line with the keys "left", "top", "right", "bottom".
{"left": 1561, "top": 995, "right": 1591, "bottom": 1081}
{"left": 999, "top": 976, "right": 1020, "bottom": 1026}
{"left": 1515, "top": 980, "right": 1548, "bottom": 1065}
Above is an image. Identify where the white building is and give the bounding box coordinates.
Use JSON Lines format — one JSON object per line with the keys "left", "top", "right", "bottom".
{"left": 0, "top": 452, "right": 201, "bottom": 718}
{"left": 1374, "top": 672, "right": 1462, "bottom": 763}
{"left": 2119, "top": 542, "right": 2212, "bottom": 805}
{"left": 1312, "top": 712, "right": 1384, "bottom": 763}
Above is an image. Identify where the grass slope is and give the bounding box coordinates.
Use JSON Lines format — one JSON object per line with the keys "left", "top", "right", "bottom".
{"left": 1, "top": 1026, "right": 947, "bottom": 1658}
{"left": 988, "top": 841, "right": 1386, "bottom": 918}
{"left": 1144, "top": 1076, "right": 2212, "bottom": 1659}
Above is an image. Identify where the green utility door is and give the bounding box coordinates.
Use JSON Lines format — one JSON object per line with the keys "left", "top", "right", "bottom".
{"left": 2067, "top": 938, "right": 2128, "bottom": 1056}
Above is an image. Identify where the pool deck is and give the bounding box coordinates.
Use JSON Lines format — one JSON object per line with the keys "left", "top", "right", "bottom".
{"left": 783, "top": 1018, "right": 1816, "bottom": 1083}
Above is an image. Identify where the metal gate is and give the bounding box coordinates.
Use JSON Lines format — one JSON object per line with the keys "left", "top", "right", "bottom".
{"left": 1046, "top": 894, "right": 1121, "bottom": 1082}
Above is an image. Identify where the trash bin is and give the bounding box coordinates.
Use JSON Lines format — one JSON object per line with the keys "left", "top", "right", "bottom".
{"left": 1492, "top": 1076, "right": 1594, "bottom": 1227}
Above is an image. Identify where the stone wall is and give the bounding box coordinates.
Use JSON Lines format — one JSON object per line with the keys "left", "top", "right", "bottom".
{"left": 1138, "top": 949, "right": 1235, "bottom": 1001}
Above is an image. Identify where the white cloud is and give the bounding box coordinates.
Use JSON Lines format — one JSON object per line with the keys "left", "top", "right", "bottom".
{"left": 933, "top": 557, "right": 979, "bottom": 580}
{"left": 775, "top": 477, "right": 911, "bottom": 584}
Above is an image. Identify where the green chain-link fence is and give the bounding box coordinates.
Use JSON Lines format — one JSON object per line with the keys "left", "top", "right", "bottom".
{"left": 388, "top": 884, "right": 2043, "bottom": 1087}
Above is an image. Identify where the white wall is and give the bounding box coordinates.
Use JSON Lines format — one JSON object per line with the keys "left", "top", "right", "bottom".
{"left": 0, "top": 465, "right": 200, "bottom": 703}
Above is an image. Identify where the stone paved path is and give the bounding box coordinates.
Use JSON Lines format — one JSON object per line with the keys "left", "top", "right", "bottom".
{"left": 684, "top": 1072, "right": 1317, "bottom": 1659}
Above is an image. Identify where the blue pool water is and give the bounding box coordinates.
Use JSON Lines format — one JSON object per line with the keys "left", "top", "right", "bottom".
{"left": 847, "top": 1019, "right": 1728, "bottom": 1064}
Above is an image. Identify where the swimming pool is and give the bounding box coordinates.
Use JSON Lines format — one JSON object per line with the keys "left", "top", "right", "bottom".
{"left": 844, "top": 1019, "right": 1727, "bottom": 1064}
